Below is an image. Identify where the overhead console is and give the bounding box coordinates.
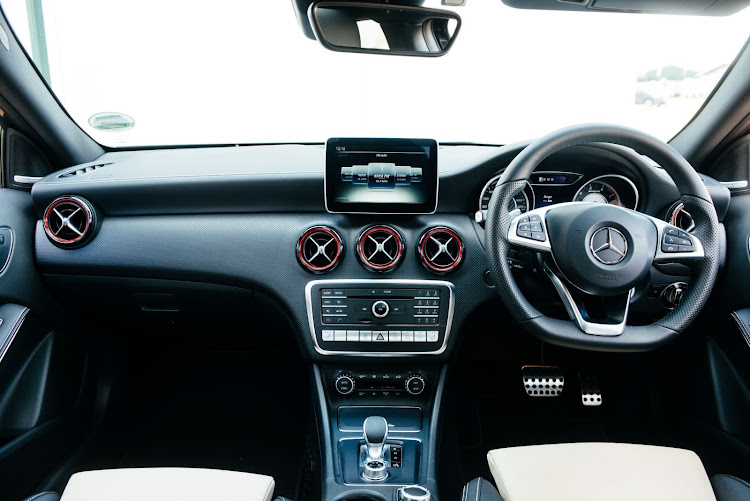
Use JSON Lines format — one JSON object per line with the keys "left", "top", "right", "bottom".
{"left": 325, "top": 138, "right": 438, "bottom": 214}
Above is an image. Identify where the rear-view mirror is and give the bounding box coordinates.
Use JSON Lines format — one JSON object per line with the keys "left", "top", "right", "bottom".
{"left": 308, "top": 1, "right": 461, "bottom": 57}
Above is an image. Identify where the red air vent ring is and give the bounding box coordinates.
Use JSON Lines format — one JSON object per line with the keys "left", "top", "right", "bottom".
{"left": 43, "top": 196, "right": 95, "bottom": 247}
{"left": 418, "top": 227, "right": 465, "bottom": 273}
{"left": 297, "top": 226, "right": 344, "bottom": 273}
{"left": 357, "top": 225, "right": 405, "bottom": 272}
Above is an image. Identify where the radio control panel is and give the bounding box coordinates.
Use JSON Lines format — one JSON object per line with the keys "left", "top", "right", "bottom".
{"left": 305, "top": 280, "right": 455, "bottom": 355}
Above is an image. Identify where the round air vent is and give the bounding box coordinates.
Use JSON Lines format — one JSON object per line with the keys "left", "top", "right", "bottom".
{"left": 297, "top": 226, "right": 344, "bottom": 273}
{"left": 43, "top": 196, "right": 96, "bottom": 248}
{"left": 418, "top": 227, "right": 464, "bottom": 273}
{"left": 357, "top": 225, "right": 404, "bottom": 272}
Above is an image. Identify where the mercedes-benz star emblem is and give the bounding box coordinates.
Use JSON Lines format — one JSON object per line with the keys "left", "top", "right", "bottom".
{"left": 590, "top": 227, "right": 628, "bottom": 265}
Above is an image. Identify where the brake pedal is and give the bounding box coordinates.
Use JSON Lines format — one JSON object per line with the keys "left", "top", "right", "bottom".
{"left": 579, "top": 370, "right": 602, "bottom": 407}
{"left": 521, "top": 365, "right": 564, "bottom": 397}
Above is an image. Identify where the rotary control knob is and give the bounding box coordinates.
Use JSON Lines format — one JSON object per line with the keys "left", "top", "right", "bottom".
{"left": 405, "top": 374, "right": 426, "bottom": 395}
{"left": 335, "top": 373, "right": 355, "bottom": 395}
{"left": 371, "top": 300, "right": 390, "bottom": 318}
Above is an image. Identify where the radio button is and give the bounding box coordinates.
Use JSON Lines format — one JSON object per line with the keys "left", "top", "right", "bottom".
{"left": 415, "top": 331, "right": 427, "bottom": 342}
{"left": 372, "top": 300, "right": 390, "bottom": 318}
{"left": 347, "top": 330, "right": 360, "bottom": 342}
{"left": 322, "top": 330, "right": 334, "bottom": 342}
{"left": 389, "top": 331, "right": 402, "bottom": 342}
{"left": 359, "top": 330, "right": 372, "bottom": 342}
{"left": 402, "top": 331, "right": 414, "bottom": 342}
{"left": 426, "top": 331, "right": 439, "bottom": 342}
{"left": 373, "top": 331, "right": 388, "bottom": 342}
{"left": 334, "top": 330, "right": 347, "bottom": 341}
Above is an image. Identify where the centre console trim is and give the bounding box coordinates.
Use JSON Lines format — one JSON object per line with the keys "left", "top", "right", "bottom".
{"left": 305, "top": 279, "right": 456, "bottom": 356}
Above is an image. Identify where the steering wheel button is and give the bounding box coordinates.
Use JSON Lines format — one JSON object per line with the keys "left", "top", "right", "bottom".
{"left": 517, "top": 230, "right": 532, "bottom": 239}
{"left": 678, "top": 245, "right": 694, "bottom": 253}
{"left": 520, "top": 217, "right": 529, "bottom": 224}
{"left": 664, "top": 235, "right": 679, "bottom": 244}
{"left": 661, "top": 243, "right": 679, "bottom": 253}
{"left": 528, "top": 214, "right": 542, "bottom": 222}
{"left": 666, "top": 227, "right": 679, "bottom": 236}
{"left": 678, "top": 237, "right": 692, "bottom": 246}
{"left": 518, "top": 223, "right": 531, "bottom": 231}
{"left": 677, "top": 230, "right": 690, "bottom": 238}
{"left": 529, "top": 223, "right": 543, "bottom": 232}
{"left": 531, "top": 232, "right": 546, "bottom": 241}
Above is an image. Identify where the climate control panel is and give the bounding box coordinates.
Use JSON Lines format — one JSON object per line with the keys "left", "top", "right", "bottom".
{"left": 305, "top": 280, "right": 455, "bottom": 355}
{"left": 333, "top": 370, "right": 427, "bottom": 398}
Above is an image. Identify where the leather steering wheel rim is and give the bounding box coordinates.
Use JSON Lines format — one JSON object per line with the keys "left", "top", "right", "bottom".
{"left": 486, "top": 123, "right": 721, "bottom": 352}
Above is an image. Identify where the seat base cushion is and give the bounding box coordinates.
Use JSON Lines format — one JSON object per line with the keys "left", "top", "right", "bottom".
{"left": 60, "top": 468, "right": 275, "bottom": 501}
{"left": 487, "top": 442, "right": 716, "bottom": 501}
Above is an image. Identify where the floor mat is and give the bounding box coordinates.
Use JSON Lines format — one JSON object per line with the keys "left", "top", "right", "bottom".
{"left": 73, "top": 349, "right": 310, "bottom": 499}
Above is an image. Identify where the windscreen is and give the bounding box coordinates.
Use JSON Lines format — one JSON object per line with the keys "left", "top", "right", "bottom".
{"left": 1, "top": 0, "right": 749, "bottom": 147}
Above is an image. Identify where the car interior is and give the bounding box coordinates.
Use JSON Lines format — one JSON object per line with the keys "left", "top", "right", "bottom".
{"left": 2, "top": 0, "right": 750, "bottom": 500}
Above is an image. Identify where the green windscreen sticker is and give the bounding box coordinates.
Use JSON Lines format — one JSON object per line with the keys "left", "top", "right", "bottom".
{"left": 88, "top": 112, "right": 135, "bottom": 132}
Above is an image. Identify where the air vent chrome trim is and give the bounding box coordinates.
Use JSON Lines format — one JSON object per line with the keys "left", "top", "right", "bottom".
{"left": 297, "top": 226, "right": 344, "bottom": 273}
{"left": 43, "top": 196, "right": 95, "bottom": 247}
{"left": 357, "top": 225, "right": 405, "bottom": 272}
{"left": 417, "top": 227, "right": 465, "bottom": 274}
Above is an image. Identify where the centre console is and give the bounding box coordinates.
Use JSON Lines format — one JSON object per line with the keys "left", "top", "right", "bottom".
{"left": 305, "top": 279, "right": 455, "bottom": 355}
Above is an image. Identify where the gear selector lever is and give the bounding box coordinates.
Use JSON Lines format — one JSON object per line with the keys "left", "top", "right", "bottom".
{"left": 362, "top": 416, "right": 389, "bottom": 481}
{"left": 364, "top": 416, "right": 388, "bottom": 460}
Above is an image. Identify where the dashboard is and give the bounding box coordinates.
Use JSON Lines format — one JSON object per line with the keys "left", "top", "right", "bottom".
{"left": 25, "top": 139, "right": 731, "bottom": 361}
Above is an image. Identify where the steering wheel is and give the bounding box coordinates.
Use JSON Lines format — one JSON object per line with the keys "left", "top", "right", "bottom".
{"left": 486, "top": 124, "right": 721, "bottom": 352}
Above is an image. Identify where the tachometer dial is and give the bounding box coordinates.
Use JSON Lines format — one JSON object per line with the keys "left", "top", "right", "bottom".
{"left": 573, "top": 180, "right": 621, "bottom": 206}
{"left": 479, "top": 177, "right": 534, "bottom": 214}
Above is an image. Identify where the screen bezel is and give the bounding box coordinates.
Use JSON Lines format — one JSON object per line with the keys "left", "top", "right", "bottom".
{"left": 324, "top": 138, "right": 439, "bottom": 214}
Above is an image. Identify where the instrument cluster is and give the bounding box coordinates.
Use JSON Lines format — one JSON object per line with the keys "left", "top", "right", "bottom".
{"left": 476, "top": 171, "right": 639, "bottom": 222}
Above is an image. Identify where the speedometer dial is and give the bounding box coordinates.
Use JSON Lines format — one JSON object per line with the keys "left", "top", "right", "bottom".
{"left": 573, "top": 180, "right": 621, "bottom": 206}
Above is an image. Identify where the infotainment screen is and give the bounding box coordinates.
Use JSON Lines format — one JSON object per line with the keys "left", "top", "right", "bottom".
{"left": 325, "top": 138, "right": 438, "bottom": 214}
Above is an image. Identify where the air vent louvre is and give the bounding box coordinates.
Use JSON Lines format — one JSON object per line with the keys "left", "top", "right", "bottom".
{"left": 43, "top": 196, "right": 96, "bottom": 247}
{"left": 59, "top": 163, "right": 110, "bottom": 178}
{"left": 418, "top": 227, "right": 464, "bottom": 273}
{"left": 357, "top": 225, "right": 404, "bottom": 272}
{"left": 297, "top": 226, "right": 344, "bottom": 273}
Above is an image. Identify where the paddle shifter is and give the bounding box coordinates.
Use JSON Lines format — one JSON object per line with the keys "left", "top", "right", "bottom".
{"left": 362, "top": 416, "right": 389, "bottom": 481}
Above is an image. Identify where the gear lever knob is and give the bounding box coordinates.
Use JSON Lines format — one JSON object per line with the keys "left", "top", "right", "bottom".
{"left": 363, "top": 416, "right": 388, "bottom": 460}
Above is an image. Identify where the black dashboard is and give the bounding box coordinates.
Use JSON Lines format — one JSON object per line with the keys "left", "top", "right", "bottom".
{"left": 28, "top": 140, "right": 731, "bottom": 361}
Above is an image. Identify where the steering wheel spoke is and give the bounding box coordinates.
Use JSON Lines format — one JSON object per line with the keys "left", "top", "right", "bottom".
{"left": 543, "top": 262, "right": 634, "bottom": 336}
{"left": 507, "top": 206, "right": 552, "bottom": 252}
{"left": 645, "top": 213, "right": 706, "bottom": 263}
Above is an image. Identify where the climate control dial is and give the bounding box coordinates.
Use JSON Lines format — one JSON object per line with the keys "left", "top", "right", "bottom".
{"left": 335, "top": 373, "right": 355, "bottom": 395}
{"left": 405, "top": 374, "right": 426, "bottom": 395}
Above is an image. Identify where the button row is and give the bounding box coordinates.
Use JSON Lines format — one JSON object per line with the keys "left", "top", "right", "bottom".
{"left": 516, "top": 214, "right": 546, "bottom": 241}
{"left": 661, "top": 226, "right": 694, "bottom": 253}
{"left": 322, "top": 330, "right": 439, "bottom": 342}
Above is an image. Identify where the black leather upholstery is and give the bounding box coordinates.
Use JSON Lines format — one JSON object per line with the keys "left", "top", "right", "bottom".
{"left": 463, "top": 478, "right": 504, "bottom": 501}
{"left": 712, "top": 474, "right": 750, "bottom": 501}
{"left": 21, "top": 493, "right": 60, "bottom": 501}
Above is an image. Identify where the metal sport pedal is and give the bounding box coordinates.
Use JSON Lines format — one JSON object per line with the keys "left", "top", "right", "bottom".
{"left": 579, "top": 370, "right": 602, "bottom": 406}
{"left": 521, "top": 365, "right": 564, "bottom": 397}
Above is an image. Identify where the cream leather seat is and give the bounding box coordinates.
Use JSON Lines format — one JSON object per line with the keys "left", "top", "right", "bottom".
{"left": 462, "top": 443, "right": 750, "bottom": 501}
{"left": 22, "top": 467, "right": 276, "bottom": 501}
